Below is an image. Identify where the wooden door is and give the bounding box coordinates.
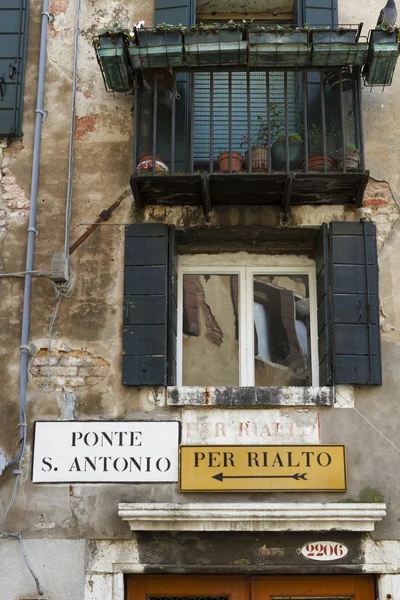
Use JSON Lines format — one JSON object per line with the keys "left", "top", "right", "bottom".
{"left": 127, "top": 575, "right": 374, "bottom": 600}
{"left": 127, "top": 575, "right": 249, "bottom": 600}
{"left": 252, "top": 576, "right": 375, "bottom": 600}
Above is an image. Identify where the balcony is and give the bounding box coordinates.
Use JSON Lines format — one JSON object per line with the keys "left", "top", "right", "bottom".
{"left": 131, "top": 65, "right": 368, "bottom": 219}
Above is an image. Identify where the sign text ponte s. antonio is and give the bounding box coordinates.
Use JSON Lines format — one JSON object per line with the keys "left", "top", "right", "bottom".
{"left": 179, "top": 445, "right": 346, "bottom": 492}
{"left": 32, "top": 421, "right": 179, "bottom": 483}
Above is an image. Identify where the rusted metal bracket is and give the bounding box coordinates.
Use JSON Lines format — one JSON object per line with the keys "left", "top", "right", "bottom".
{"left": 200, "top": 172, "right": 211, "bottom": 222}
{"left": 69, "top": 189, "right": 131, "bottom": 255}
{"left": 281, "top": 172, "right": 295, "bottom": 223}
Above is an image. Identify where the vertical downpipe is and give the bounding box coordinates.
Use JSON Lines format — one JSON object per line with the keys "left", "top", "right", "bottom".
{"left": 16, "top": 1, "right": 50, "bottom": 462}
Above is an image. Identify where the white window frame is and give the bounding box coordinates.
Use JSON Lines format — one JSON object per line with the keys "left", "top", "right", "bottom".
{"left": 177, "top": 261, "right": 319, "bottom": 387}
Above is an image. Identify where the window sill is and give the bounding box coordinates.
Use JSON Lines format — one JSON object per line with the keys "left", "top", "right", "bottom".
{"left": 167, "top": 386, "right": 335, "bottom": 408}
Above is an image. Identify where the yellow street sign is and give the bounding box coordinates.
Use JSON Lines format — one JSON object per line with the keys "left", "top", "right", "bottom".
{"left": 179, "top": 445, "right": 346, "bottom": 492}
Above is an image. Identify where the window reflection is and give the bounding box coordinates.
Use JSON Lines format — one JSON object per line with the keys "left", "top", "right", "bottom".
{"left": 182, "top": 274, "right": 239, "bottom": 386}
{"left": 254, "top": 274, "right": 310, "bottom": 386}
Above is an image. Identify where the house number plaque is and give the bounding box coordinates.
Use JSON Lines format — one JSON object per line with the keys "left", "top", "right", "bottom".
{"left": 301, "top": 541, "right": 349, "bottom": 561}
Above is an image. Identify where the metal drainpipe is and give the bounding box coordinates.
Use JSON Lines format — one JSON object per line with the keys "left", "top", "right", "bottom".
{"left": 9, "top": 1, "right": 51, "bottom": 466}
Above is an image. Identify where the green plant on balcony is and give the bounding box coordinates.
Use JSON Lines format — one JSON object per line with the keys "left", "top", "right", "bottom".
{"left": 240, "top": 106, "right": 283, "bottom": 171}
{"left": 184, "top": 21, "right": 246, "bottom": 66}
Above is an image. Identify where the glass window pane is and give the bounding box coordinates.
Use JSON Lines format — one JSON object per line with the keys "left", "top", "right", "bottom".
{"left": 253, "top": 274, "right": 311, "bottom": 386}
{"left": 182, "top": 274, "right": 239, "bottom": 386}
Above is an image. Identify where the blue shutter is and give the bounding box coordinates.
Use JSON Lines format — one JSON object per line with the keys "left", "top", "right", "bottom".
{"left": 194, "top": 72, "right": 298, "bottom": 165}
{"left": 297, "top": 0, "right": 338, "bottom": 27}
{"left": 0, "top": 0, "right": 29, "bottom": 136}
{"left": 316, "top": 221, "right": 382, "bottom": 386}
{"left": 154, "top": 0, "right": 195, "bottom": 27}
{"left": 123, "top": 224, "right": 176, "bottom": 386}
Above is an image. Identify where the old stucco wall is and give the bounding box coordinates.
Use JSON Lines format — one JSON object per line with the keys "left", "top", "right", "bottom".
{"left": 1, "top": 5, "right": 400, "bottom": 598}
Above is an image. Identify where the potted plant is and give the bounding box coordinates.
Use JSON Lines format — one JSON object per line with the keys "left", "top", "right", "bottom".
{"left": 336, "top": 143, "right": 361, "bottom": 170}
{"left": 240, "top": 105, "right": 283, "bottom": 171}
{"left": 271, "top": 133, "right": 303, "bottom": 170}
{"left": 128, "top": 23, "right": 185, "bottom": 69}
{"left": 303, "top": 123, "right": 339, "bottom": 170}
{"left": 94, "top": 30, "right": 133, "bottom": 92}
{"left": 184, "top": 21, "right": 247, "bottom": 66}
{"left": 365, "top": 29, "right": 400, "bottom": 85}
{"left": 217, "top": 150, "right": 244, "bottom": 173}
{"left": 248, "top": 25, "right": 310, "bottom": 67}
{"left": 310, "top": 26, "right": 368, "bottom": 67}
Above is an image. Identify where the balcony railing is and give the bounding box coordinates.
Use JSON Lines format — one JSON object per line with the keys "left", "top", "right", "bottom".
{"left": 131, "top": 66, "right": 368, "bottom": 218}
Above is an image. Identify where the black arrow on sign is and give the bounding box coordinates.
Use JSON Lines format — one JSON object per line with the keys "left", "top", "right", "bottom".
{"left": 212, "top": 472, "right": 308, "bottom": 482}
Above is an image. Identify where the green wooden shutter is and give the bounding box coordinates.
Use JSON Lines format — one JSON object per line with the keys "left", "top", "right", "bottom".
{"left": 123, "top": 224, "right": 177, "bottom": 386}
{"left": 316, "top": 223, "right": 332, "bottom": 386}
{"left": 297, "top": 0, "right": 338, "bottom": 27}
{"left": 0, "top": 0, "right": 29, "bottom": 137}
{"left": 316, "top": 221, "right": 382, "bottom": 386}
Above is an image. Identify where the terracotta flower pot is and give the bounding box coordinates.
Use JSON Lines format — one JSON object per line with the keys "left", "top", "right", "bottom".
{"left": 244, "top": 146, "right": 268, "bottom": 171}
{"left": 304, "top": 153, "right": 335, "bottom": 171}
{"left": 138, "top": 153, "right": 164, "bottom": 163}
{"left": 218, "top": 151, "right": 243, "bottom": 173}
{"left": 336, "top": 149, "right": 360, "bottom": 171}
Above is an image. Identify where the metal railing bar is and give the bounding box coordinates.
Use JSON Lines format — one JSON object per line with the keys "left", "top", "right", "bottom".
{"left": 247, "top": 70, "right": 252, "bottom": 174}
{"left": 132, "top": 72, "right": 139, "bottom": 173}
{"left": 285, "top": 71, "right": 289, "bottom": 173}
{"left": 190, "top": 72, "right": 194, "bottom": 174}
{"left": 209, "top": 72, "right": 214, "bottom": 174}
{"left": 303, "top": 71, "right": 309, "bottom": 174}
{"left": 171, "top": 71, "right": 176, "bottom": 175}
{"left": 339, "top": 70, "right": 346, "bottom": 174}
{"left": 320, "top": 73, "right": 327, "bottom": 174}
{"left": 152, "top": 69, "right": 158, "bottom": 176}
{"left": 228, "top": 71, "right": 232, "bottom": 174}
{"left": 356, "top": 67, "right": 366, "bottom": 173}
{"left": 267, "top": 71, "right": 271, "bottom": 174}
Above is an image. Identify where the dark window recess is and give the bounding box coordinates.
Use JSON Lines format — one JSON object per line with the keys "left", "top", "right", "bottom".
{"left": 0, "top": 0, "right": 29, "bottom": 137}
{"left": 122, "top": 224, "right": 176, "bottom": 386}
{"left": 316, "top": 221, "right": 382, "bottom": 386}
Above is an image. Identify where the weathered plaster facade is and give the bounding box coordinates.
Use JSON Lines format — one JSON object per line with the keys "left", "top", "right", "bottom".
{"left": 1, "top": 0, "right": 400, "bottom": 599}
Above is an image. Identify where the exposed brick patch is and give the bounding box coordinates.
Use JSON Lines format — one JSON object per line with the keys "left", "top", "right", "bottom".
{"left": 50, "top": 0, "right": 69, "bottom": 15}
{"left": 359, "top": 178, "right": 400, "bottom": 252}
{"left": 30, "top": 348, "right": 110, "bottom": 391}
{"left": 74, "top": 115, "right": 98, "bottom": 141}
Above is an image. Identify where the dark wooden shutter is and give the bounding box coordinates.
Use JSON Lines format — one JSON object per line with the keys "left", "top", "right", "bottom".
{"left": 316, "top": 221, "right": 382, "bottom": 386}
{"left": 316, "top": 223, "right": 332, "bottom": 386}
{"left": 123, "top": 224, "right": 176, "bottom": 386}
{"left": 297, "top": 0, "right": 338, "bottom": 27}
{"left": 0, "top": 0, "right": 29, "bottom": 137}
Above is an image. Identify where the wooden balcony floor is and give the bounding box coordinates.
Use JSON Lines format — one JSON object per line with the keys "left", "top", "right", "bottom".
{"left": 130, "top": 172, "right": 369, "bottom": 219}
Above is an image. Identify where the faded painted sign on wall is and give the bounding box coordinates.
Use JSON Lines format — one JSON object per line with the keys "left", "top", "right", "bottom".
{"left": 181, "top": 409, "right": 320, "bottom": 445}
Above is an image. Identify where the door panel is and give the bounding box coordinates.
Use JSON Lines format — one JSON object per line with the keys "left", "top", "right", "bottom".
{"left": 127, "top": 575, "right": 374, "bottom": 600}
{"left": 252, "top": 576, "right": 374, "bottom": 600}
{"left": 127, "top": 576, "right": 248, "bottom": 600}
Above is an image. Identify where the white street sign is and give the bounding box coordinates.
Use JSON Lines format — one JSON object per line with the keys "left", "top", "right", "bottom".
{"left": 32, "top": 421, "right": 180, "bottom": 483}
